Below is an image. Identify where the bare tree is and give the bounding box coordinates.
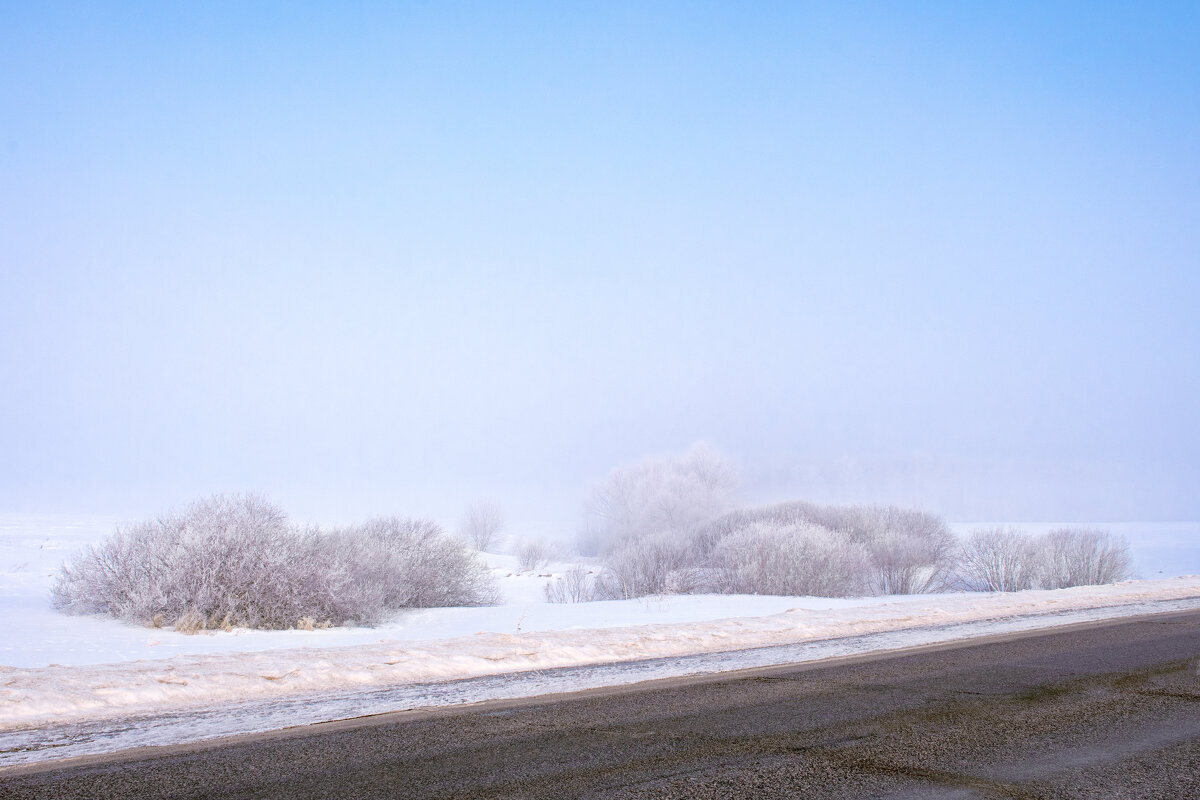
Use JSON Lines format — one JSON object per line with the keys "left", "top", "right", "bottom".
{"left": 582, "top": 442, "right": 739, "bottom": 555}
{"left": 459, "top": 500, "right": 505, "bottom": 552}
{"left": 516, "top": 538, "right": 551, "bottom": 571}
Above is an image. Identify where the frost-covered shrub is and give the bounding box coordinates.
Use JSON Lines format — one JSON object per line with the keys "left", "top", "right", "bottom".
{"left": 594, "top": 534, "right": 706, "bottom": 599}
{"left": 51, "top": 494, "right": 307, "bottom": 630}
{"left": 865, "top": 528, "right": 954, "bottom": 595}
{"left": 325, "top": 516, "right": 500, "bottom": 615}
{"left": 956, "top": 528, "right": 1040, "bottom": 592}
{"left": 713, "top": 522, "right": 870, "bottom": 597}
{"left": 544, "top": 565, "right": 598, "bottom": 603}
{"left": 52, "top": 494, "right": 497, "bottom": 631}
{"left": 1038, "top": 528, "right": 1132, "bottom": 588}
{"left": 954, "top": 527, "right": 1132, "bottom": 592}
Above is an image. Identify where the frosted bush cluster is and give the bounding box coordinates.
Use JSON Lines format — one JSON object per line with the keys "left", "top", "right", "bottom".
{"left": 590, "top": 501, "right": 1132, "bottom": 601}
{"left": 700, "top": 502, "right": 958, "bottom": 596}
{"left": 52, "top": 494, "right": 497, "bottom": 631}
{"left": 956, "top": 527, "right": 1132, "bottom": 591}
{"left": 577, "top": 446, "right": 957, "bottom": 599}
{"left": 588, "top": 500, "right": 959, "bottom": 600}
{"left": 575, "top": 445, "right": 1130, "bottom": 600}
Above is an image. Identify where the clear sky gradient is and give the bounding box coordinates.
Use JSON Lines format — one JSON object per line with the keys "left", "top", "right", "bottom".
{"left": 2, "top": 2, "right": 1197, "bottom": 527}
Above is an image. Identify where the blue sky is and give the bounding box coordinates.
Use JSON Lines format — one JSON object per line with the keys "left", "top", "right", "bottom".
{"left": 2, "top": 2, "right": 1197, "bottom": 526}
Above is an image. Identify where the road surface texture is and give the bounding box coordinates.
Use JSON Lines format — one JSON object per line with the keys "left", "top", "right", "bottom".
{"left": 4, "top": 610, "right": 1200, "bottom": 799}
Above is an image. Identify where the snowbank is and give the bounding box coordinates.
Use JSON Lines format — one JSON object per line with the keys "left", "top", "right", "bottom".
{"left": 4, "top": 577, "right": 1199, "bottom": 729}
{"left": 3, "top": 514, "right": 1200, "bottom": 736}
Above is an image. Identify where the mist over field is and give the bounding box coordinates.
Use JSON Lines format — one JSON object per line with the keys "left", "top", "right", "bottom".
{"left": 1, "top": 3, "right": 1197, "bottom": 533}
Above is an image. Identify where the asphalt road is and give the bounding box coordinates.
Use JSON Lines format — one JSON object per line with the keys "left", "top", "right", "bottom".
{"left": 4, "top": 610, "right": 1200, "bottom": 799}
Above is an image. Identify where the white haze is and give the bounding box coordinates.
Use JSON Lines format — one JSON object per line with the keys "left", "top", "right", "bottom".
{"left": 3, "top": 5, "right": 1198, "bottom": 527}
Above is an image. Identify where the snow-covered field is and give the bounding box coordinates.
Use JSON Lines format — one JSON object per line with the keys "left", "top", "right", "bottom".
{"left": 3, "top": 514, "right": 1199, "bottom": 766}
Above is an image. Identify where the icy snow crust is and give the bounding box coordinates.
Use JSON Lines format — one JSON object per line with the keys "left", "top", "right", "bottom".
{"left": 3, "top": 515, "right": 1200, "bottom": 766}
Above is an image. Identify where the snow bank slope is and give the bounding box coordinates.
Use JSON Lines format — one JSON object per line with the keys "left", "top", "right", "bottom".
{"left": 4, "top": 577, "right": 1198, "bottom": 730}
